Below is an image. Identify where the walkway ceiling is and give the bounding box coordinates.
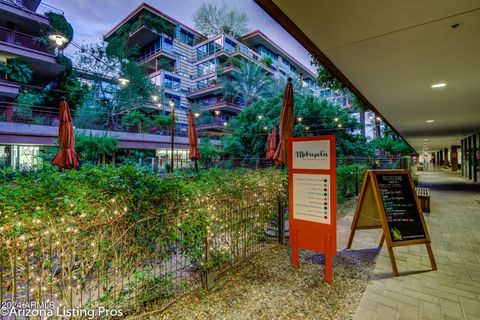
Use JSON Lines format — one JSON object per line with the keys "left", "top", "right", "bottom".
{"left": 256, "top": 0, "right": 480, "bottom": 153}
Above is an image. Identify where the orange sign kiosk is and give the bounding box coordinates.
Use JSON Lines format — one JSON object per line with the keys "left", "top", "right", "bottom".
{"left": 288, "top": 136, "right": 336, "bottom": 283}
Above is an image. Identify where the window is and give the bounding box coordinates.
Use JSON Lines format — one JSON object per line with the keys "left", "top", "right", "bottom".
{"left": 178, "top": 28, "right": 195, "bottom": 45}
{"left": 164, "top": 74, "right": 181, "bottom": 91}
{"left": 196, "top": 40, "right": 221, "bottom": 60}
{"left": 224, "top": 37, "right": 237, "bottom": 53}
{"left": 257, "top": 45, "right": 278, "bottom": 61}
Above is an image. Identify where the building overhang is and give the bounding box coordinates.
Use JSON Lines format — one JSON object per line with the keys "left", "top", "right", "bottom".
{"left": 0, "top": 42, "right": 62, "bottom": 86}
{"left": 104, "top": 3, "right": 204, "bottom": 42}
{"left": 0, "top": 80, "right": 20, "bottom": 98}
{"left": 255, "top": 0, "right": 480, "bottom": 152}
{"left": 128, "top": 24, "right": 162, "bottom": 48}
{"left": 0, "top": 1, "right": 50, "bottom": 27}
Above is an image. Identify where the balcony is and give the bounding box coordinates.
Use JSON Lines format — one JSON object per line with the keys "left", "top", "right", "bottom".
{"left": 197, "top": 115, "right": 229, "bottom": 132}
{"left": 137, "top": 35, "right": 175, "bottom": 63}
{"left": 0, "top": 27, "right": 52, "bottom": 54}
{"left": 186, "top": 78, "right": 224, "bottom": 99}
{"left": 195, "top": 97, "right": 243, "bottom": 113}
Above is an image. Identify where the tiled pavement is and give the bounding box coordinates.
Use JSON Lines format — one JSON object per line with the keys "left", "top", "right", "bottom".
{"left": 349, "top": 170, "right": 480, "bottom": 320}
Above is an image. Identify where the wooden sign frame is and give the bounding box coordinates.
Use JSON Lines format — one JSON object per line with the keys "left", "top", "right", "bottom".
{"left": 288, "top": 135, "right": 336, "bottom": 283}
{"left": 347, "top": 169, "right": 436, "bottom": 276}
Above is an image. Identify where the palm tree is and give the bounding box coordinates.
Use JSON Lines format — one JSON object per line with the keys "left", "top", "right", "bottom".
{"left": 221, "top": 59, "right": 273, "bottom": 106}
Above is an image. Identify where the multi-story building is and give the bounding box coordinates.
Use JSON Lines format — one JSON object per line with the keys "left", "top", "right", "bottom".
{"left": 104, "top": 3, "right": 352, "bottom": 135}
{"left": 0, "top": 0, "right": 65, "bottom": 168}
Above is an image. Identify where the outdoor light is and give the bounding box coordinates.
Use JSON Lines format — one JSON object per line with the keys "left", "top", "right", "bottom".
{"left": 334, "top": 117, "right": 339, "bottom": 122}
{"left": 194, "top": 112, "right": 200, "bottom": 118}
{"left": 214, "top": 110, "right": 221, "bottom": 115}
{"left": 263, "top": 126, "right": 268, "bottom": 131}
{"left": 305, "top": 126, "right": 310, "bottom": 131}
{"left": 426, "top": 119, "right": 435, "bottom": 123}
{"left": 157, "top": 103, "right": 163, "bottom": 109}
{"left": 258, "top": 115, "right": 264, "bottom": 120}
{"left": 48, "top": 34, "right": 68, "bottom": 46}
{"left": 338, "top": 124, "right": 343, "bottom": 128}
{"left": 223, "top": 122, "right": 228, "bottom": 126}
{"left": 376, "top": 117, "right": 381, "bottom": 121}
{"left": 152, "top": 95, "right": 158, "bottom": 102}
{"left": 297, "top": 117, "right": 303, "bottom": 122}
{"left": 431, "top": 83, "right": 446, "bottom": 88}
{"left": 169, "top": 99, "right": 175, "bottom": 108}
{"left": 118, "top": 78, "right": 129, "bottom": 86}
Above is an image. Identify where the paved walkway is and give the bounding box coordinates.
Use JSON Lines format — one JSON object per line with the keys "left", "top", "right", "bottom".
{"left": 351, "top": 170, "right": 480, "bottom": 320}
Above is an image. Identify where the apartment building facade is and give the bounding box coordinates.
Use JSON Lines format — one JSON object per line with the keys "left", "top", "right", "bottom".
{"left": 0, "top": 0, "right": 65, "bottom": 168}
{"left": 104, "top": 3, "right": 352, "bottom": 136}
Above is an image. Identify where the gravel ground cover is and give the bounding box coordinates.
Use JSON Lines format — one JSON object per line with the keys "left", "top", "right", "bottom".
{"left": 134, "top": 197, "right": 377, "bottom": 320}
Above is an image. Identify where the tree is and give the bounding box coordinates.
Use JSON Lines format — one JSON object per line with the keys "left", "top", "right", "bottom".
{"left": 221, "top": 94, "right": 374, "bottom": 159}
{"left": 193, "top": 1, "right": 249, "bottom": 37}
{"left": 75, "top": 132, "right": 119, "bottom": 164}
{"left": 73, "top": 42, "right": 161, "bottom": 130}
{"left": 221, "top": 59, "right": 273, "bottom": 106}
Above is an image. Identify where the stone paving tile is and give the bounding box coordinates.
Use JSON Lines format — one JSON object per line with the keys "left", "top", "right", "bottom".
{"left": 353, "top": 170, "right": 480, "bottom": 320}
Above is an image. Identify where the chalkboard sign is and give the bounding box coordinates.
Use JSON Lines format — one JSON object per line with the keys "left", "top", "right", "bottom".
{"left": 346, "top": 170, "right": 436, "bottom": 276}
{"left": 375, "top": 173, "right": 426, "bottom": 242}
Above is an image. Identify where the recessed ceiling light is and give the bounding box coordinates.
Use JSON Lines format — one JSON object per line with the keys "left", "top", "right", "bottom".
{"left": 431, "top": 83, "right": 446, "bottom": 88}
{"left": 424, "top": 139, "right": 429, "bottom": 141}
{"left": 450, "top": 23, "right": 462, "bottom": 30}
{"left": 426, "top": 119, "right": 435, "bottom": 123}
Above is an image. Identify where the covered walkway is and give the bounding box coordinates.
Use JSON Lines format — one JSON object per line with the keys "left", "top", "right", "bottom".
{"left": 353, "top": 170, "right": 480, "bottom": 320}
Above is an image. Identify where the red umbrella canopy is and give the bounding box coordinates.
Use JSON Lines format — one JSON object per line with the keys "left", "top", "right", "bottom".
{"left": 188, "top": 111, "right": 201, "bottom": 161}
{"left": 274, "top": 78, "right": 294, "bottom": 166}
{"left": 51, "top": 97, "right": 79, "bottom": 169}
{"left": 266, "top": 126, "right": 277, "bottom": 160}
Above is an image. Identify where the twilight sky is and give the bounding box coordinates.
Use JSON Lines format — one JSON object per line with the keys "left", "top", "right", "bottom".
{"left": 44, "top": 0, "right": 315, "bottom": 73}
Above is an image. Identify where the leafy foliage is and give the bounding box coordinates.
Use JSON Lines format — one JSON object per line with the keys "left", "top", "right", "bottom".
{"left": 198, "top": 138, "right": 219, "bottom": 164}
{"left": 73, "top": 43, "right": 161, "bottom": 130}
{"left": 222, "top": 94, "right": 374, "bottom": 159}
{"left": 193, "top": 1, "right": 249, "bottom": 37}
{"left": 221, "top": 59, "right": 273, "bottom": 106}
{"left": 45, "top": 11, "right": 74, "bottom": 46}
{"left": 75, "top": 132, "right": 119, "bottom": 163}
{"left": 0, "top": 58, "right": 33, "bottom": 84}
{"left": 105, "top": 13, "right": 174, "bottom": 60}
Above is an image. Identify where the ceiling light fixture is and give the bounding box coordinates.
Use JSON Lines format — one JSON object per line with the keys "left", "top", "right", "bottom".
{"left": 426, "top": 119, "right": 435, "bottom": 123}
{"left": 431, "top": 83, "right": 446, "bottom": 88}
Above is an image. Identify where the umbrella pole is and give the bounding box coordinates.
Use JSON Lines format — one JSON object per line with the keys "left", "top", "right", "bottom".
{"left": 194, "top": 159, "right": 198, "bottom": 173}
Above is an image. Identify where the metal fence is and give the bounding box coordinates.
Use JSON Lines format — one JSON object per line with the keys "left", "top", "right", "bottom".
{"left": 0, "top": 190, "right": 286, "bottom": 316}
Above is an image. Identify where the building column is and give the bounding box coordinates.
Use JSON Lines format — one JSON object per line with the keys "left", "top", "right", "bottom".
{"left": 468, "top": 136, "right": 472, "bottom": 180}
{"left": 439, "top": 150, "right": 444, "bottom": 167}
{"left": 444, "top": 148, "right": 449, "bottom": 166}
{"left": 5, "top": 97, "right": 14, "bottom": 122}
{"left": 451, "top": 145, "right": 459, "bottom": 172}
{"left": 473, "top": 133, "right": 478, "bottom": 183}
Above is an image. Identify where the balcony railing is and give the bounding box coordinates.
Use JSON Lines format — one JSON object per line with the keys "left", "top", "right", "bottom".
{"left": 195, "top": 97, "right": 242, "bottom": 108}
{"left": 0, "top": 0, "right": 63, "bottom": 15}
{"left": 0, "top": 27, "right": 52, "bottom": 54}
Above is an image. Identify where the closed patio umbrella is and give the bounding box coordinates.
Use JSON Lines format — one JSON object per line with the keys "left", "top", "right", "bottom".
{"left": 266, "top": 126, "right": 277, "bottom": 160}
{"left": 188, "top": 111, "right": 201, "bottom": 172}
{"left": 274, "top": 78, "right": 294, "bottom": 166}
{"left": 51, "top": 97, "right": 79, "bottom": 170}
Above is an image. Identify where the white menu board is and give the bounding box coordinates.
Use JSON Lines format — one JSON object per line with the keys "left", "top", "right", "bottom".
{"left": 293, "top": 173, "right": 330, "bottom": 224}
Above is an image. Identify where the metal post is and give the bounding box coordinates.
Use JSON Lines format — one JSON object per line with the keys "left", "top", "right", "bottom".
{"left": 278, "top": 197, "right": 285, "bottom": 245}
{"left": 170, "top": 99, "right": 175, "bottom": 173}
